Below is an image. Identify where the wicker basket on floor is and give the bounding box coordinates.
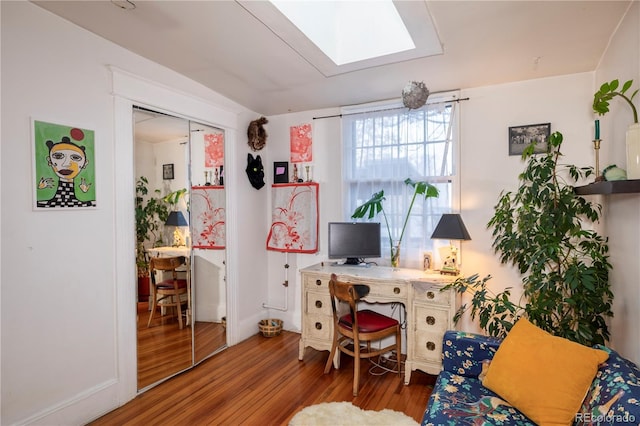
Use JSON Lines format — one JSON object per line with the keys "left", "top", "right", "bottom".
{"left": 259, "top": 318, "right": 283, "bottom": 337}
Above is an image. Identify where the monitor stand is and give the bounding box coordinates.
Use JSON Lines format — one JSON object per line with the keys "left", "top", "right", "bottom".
{"left": 344, "top": 257, "right": 360, "bottom": 265}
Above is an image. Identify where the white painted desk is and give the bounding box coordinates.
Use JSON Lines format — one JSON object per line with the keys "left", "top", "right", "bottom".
{"left": 299, "top": 262, "right": 458, "bottom": 384}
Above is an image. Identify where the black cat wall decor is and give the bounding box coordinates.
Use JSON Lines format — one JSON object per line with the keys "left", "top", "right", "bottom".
{"left": 245, "top": 153, "right": 265, "bottom": 190}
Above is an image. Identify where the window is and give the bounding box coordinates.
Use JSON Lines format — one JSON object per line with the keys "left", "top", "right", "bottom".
{"left": 342, "top": 95, "right": 458, "bottom": 269}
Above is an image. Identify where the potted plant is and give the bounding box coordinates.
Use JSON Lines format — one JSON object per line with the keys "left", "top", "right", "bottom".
{"left": 593, "top": 78, "right": 639, "bottom": 178}
{"left": 135, "top": 176, "right": 171, "bottom": 300}
{"left": 443, "top": 131, "right": 613, "bottom": 347}
{"left": 351, "top": 178, "right": 439, "bottom": 267}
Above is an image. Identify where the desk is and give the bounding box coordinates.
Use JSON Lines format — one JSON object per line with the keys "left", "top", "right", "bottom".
{"left": 147, "top": 246, "right": 191, "bottom": 325}
{"left": 299, "top": 263, "right": 458, "bottom": 384}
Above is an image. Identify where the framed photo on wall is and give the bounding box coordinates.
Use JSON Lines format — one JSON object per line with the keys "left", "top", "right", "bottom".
{"left": 508, "top": 123, "right": 551, "bottom": 156}
{"left": 163, "top": 163, "right": 174, "bottom": 180}
{"left": 274, "top": 161, "right": 289, "bottom": 184}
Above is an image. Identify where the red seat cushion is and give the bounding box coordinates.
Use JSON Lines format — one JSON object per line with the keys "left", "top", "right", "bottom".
{"left": 338, "top": 309, "right": 398, "bottom": 333}
{"left": 156, "top": 279, "right": 187, "bottom": 290}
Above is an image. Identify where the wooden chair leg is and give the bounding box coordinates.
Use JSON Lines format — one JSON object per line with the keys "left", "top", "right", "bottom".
{"left": 353, "top": 342, "right": 360, "bottom": 396}
{"left": 324, "top": 336, "right": 338, "bottom": 374}
{"left": 176, "top": 295, "right": 183, "bottom": 329}
{"left": 396, "top": 326, "right": 402, "bottom": 378}
{"left": 147, "top": 299, "right": 157, "bottom": 327}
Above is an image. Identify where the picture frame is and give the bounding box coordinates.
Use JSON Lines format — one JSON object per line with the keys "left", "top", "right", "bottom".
{"left": 32, "top": 118, "right": 97, "bottom": 210}
{"left": 422, "top": 252, "right": 433, "bottom": 271}
{"left": 273, "top": 161, "right": 289, "bottom": 184}
{"left": 508, "top": 123, "right": 551, "bottom": 156}
{"left": 163, "top": 163, "right": 174, "bottom": 180}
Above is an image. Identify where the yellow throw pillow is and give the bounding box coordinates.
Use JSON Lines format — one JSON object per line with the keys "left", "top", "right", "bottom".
{"left": 482, "top": 318, "right": 609, "bottom": 426}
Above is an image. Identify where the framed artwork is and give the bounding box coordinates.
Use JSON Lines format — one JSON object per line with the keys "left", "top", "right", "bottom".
{"left": 163, "top": 163, "right": 174, "bottom": 180}
{"left": 290, "top": 123, "right": 312, "bottom": 163}
{"left": 266, "top": 182, "right": 319, "bottom": 253}
{"left": 191, "top": 186, "right": 226, "bottom": 249}
{"left": 508, "top": 123, "right": 551, "bottom": 156}
{"left": 274, "top": 161, "right": 289, "bottom": 184}
{"left": 422, "top": 252, "right": 433, "bottom": 271}
{"left": 32, "top": 119, "right": 96, "bottom": 210}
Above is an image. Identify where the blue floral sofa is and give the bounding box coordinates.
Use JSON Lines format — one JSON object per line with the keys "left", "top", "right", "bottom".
{"left": 423, "top": 330, "right": 640, "bottom": 425}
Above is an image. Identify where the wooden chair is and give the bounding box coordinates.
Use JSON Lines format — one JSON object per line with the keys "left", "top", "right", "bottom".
{"left": 147, "top": 256, "right": 188, "bottom": 329}
{"left": 324, "top": 273, "right": 401, "bottom": 396}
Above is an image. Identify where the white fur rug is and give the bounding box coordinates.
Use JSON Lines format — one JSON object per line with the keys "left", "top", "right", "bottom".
{"left": 289, "top": 401, "right": 419, "bottom": 425}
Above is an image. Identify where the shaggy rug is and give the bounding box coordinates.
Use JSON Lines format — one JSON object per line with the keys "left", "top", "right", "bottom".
{"left": 288, "top": 401, "right": 419, "bottom": 425}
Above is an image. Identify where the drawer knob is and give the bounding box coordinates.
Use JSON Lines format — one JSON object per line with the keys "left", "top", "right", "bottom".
{"left": 315, "top": 322, "right": 322, "bottom": 330}
{"left": 315, "top": 279, "right": 322, "bottom": 286}
{"left": 426, "top": 341, "right": 436, "bottom": 351}
{"left": 426, "top": 291, "right": 435, "bottom": 299}
{"left": 315, "top": 300, "right": 323, "bottom": 308}
{"left": 426, "top": 316, "right": 435, "bottom": 325}
{"left": 393, "top": 287, "right": 400, "bottom": 294}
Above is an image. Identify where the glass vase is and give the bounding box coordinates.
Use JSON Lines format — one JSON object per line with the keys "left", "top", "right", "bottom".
{"left": 390, "top": 240, "right": 401, "bottom": 268}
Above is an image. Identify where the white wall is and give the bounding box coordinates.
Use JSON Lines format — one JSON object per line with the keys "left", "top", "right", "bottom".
{"left": 0, "top": 2, "right": 258, "bottom": 424}
{"left": 595, "top": 0, "right": 640, "bottom": 364}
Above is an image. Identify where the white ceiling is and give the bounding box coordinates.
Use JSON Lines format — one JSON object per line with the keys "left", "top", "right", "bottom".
{"left": 34, "top": 1, "right": 633, "bottom": 117}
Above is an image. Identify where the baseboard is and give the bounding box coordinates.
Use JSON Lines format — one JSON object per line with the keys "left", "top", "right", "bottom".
{"left": 16, "top": 379, "right": 120, "bottom": 426}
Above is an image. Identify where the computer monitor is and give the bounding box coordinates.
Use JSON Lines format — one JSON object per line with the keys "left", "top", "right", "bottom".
{"left": 327, "top": 222, "right": 381, "bottom": 265}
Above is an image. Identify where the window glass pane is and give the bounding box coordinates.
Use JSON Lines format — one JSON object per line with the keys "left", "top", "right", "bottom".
{"left": 342, "top": 101, "right": 457, "bottom": 269}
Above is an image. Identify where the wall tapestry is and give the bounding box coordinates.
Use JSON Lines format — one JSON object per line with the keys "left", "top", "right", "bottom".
{"left": 290, "top": 123, "right": 313, "bottom": 163}
{"left": 204, "top": 133, "right": 224, "bottom": 167}
{"left": 191, "top": 186, "right": 226, "bottom": 249}
{"left": 266, "top": 182, "right": 319, "bottom": 253}
{"left": 32, "top": 119, "right": 96, "bottom": 210}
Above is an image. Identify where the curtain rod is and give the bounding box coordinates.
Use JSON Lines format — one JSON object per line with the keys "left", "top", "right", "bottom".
{"left": 312, "top": 96, "right": 470, "bottom": 120}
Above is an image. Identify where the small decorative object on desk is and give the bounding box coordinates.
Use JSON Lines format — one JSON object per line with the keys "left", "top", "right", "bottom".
{"left": 258, "top": 318, "right": 283, "bottom": 337}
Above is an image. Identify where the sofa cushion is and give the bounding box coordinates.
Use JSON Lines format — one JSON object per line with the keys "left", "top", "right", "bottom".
{"left": 482, "top": 318, "right": 609, "bottom": 426}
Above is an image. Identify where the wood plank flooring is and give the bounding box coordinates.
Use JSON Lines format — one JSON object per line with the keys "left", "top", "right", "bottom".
{"left": 91, "top": 330, "right": 436, "bottom": 425}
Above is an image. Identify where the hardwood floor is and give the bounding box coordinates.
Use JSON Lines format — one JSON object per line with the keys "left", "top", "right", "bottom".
{"left": 137, "top": 302, "right": 227, "bottom": 389}
{"left": 91, "top": 330, "right": 436, "bottom": 425}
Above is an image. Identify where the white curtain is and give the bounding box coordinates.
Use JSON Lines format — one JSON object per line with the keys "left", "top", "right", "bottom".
{"left": 341, "top": 94, "right": 459, "bottom": 269}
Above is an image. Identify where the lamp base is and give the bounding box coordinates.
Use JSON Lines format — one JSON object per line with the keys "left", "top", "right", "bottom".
{"left": 439, "top": 267, "right": 459, "bottom": 276}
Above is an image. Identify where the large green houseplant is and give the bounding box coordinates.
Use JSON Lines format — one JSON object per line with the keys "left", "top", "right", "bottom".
{"left": 444, "top": 131, "right": 613, "bottom": 347}
{"left": 135, "top": 176, "right": 170, "bottom": 274}
{"left": 351, "top": 178, "right": 439, "bottom": 267}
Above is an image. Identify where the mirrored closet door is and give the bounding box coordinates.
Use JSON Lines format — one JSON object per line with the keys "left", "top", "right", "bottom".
{"left": 189, "top": 121, "right": 227, "bottom": 364}
{"left": 134, "top": 107, "right": 227, "bottom": 391}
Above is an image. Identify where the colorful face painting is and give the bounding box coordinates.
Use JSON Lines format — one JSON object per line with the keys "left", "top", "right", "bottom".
{"left": 33, "top": 120, "right": 96, "bottom": 209}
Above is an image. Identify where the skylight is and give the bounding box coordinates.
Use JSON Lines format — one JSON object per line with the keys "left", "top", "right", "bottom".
{"left": 269, "top": 0, "right": 415, "bottom": 66}
{"left": 238, "top": 0, "right": 442, "bottom": 77}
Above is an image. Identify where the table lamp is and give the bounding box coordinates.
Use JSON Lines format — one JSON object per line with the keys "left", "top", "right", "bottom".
{"left": 430, "top": 213, "right": 471, "bottom": 275}
{"left": 166, "top": 211, "right": 188, "bottom": 247}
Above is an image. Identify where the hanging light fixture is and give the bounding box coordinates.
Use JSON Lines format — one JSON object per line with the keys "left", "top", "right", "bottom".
{"left": 402, "top": 81, "right": 430, "bottom": 109}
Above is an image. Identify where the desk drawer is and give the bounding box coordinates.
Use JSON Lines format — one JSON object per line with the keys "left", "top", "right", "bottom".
{"left": 305, "top": 291, "right": 332, "bottom": 315}
{"left": 304, "top": 275, "right": 328, "bottom": 291}
{"left": 412, "top": 285, "right": 451, "bottom": 306}
{"left": 413, "top": 306, "right": 449, "bottom": 333}
{"left": 366, "top": 282, "right": 407, "bottom": 300}
{"left": 414, "top": 330, "right": 445, "bottom": 362}
{"left": 303, "top": 313, "right": 333, "bottom": 341}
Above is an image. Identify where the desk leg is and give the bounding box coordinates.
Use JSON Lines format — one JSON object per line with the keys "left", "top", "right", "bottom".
{"left": 404, "top": 363, "right": 412, "bottom": 385}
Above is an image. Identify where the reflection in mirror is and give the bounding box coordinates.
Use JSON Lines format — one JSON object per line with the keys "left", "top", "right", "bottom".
{"left": 134, "top": 107, "right": 192, "bottom": 390}
{"left": 189, "top": 121, "right": 227, "bottom": 364}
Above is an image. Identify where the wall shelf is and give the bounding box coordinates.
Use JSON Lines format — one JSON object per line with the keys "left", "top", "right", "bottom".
{"left": 574, "top": 179, "right": 640, "bottom": 195}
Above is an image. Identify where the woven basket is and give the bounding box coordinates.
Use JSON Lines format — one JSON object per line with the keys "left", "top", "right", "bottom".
{"left": 259, "top": 318, "right": 283, "bottom": 337}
